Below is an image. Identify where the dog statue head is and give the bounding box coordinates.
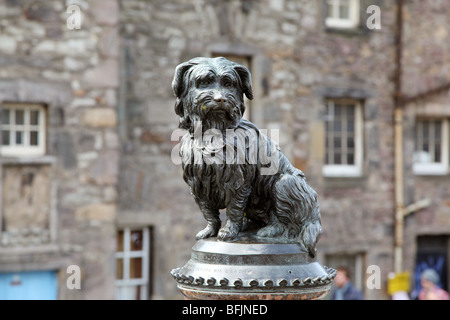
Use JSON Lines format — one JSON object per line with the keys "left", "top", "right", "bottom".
{"left": 172, "top": 57, "right": 253, "bottom": 132}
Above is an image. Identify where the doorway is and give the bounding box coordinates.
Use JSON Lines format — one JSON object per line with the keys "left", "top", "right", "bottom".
{"left": 412, "top": 235, "right": 449, "bottom": 299}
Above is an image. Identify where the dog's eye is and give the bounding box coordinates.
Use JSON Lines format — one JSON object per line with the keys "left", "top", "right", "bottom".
{"left": 199, "top": 79, "right": 211, "bottom": 86}
{"left": 224, "top": 81, "right": 233, "bottom": 88}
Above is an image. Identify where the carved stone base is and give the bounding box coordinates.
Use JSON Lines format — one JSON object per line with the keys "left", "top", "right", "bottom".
{"left": 171, "top": 232, "right": 336, "bottom": 300}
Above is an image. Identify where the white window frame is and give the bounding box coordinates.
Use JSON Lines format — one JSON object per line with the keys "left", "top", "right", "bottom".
{"left": 1, "top": 103, "right": 46, "bottom": 157}
{"left": 413, "top": 119, "right": 449, "bottom": 176}
{"left": 325, "top": 0, "right": 360, "bottom": 29}
{"left": 114, "top": 227, "right": 150, "bottom": 300}
{"left": 323, "top": 100, "right": 364, "bottom": 178}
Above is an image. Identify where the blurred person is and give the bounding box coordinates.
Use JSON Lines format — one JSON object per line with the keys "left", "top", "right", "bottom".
{"left": 418, "top": 268, "right": 449, "bottom": 300}
{"left": 331, "top": 266, "right": 364, "bottom": 300}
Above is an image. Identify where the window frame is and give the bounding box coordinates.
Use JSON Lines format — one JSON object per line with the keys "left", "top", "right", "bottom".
{"left": 413, "top": 118, "right": 449, "bottom": 176}
{"left": 1, "top": 103, "right": 46, "bottom": 157}
{"left": 325, "top": 0, "right": 360, "bottom": 30}
{"left": 323, "top": 99, "right": 364, "bottom": 178}
{"left": 114, "top": 227, "right": 151, "bottom": 300}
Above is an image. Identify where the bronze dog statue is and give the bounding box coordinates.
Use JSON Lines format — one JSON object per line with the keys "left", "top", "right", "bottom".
{"left": 172, "top": 57, "right": 322, "bottom": 257}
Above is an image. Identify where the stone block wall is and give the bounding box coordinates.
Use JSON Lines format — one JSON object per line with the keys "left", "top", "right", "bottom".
{"left": 116, "top": 0, "right": 400, "bottom": 300}
{"left": 401, "top": 0, "right": 450, "bottom": 284}
{"left": 0, "top": 0, "right": 120, "bottom": 299}
{"left": 0, "top": 0, "right": 448, "bottom": 300}
{"left": 116, "top": 0, "right": 449, "bottom": 300}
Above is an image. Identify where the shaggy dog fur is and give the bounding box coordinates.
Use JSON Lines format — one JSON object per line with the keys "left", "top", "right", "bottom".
{"left": 172, "top": 57, "right": 322, "bottom": 257}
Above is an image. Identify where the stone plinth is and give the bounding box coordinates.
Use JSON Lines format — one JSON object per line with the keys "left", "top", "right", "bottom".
{"left": 171, "top": 232, "right": 336, "bottom": 300}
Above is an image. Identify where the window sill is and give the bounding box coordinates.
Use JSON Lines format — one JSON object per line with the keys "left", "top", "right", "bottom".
{"left": 413, "top": 163, "right": 449, "bottom": 176}
{"left": 414, "top": 172, "right": 449, "bottom": 177}
{"left": 0, "top": 155, "right": 57, "bottom": 165}
{"left": 323, "top": 174, "right": 367, "bottom": 190}
{"left": 0, "top": 243, "right": 60, "bottom": 256}
{"left": 323, "top": 165, "right": 363, "bottom": 178}
{"left": 324, "top": 25, "right": 368, "bottom": 36}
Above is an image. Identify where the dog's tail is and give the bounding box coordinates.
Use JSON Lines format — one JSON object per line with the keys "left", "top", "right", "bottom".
{"left": 300, "top": 218, "right": 322, "bottom": 258}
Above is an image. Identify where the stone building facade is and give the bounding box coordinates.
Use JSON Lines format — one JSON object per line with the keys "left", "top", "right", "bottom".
{"left": 0, "top": 0, "right": 449, "bottom": 300}
{"left": 0, "top": 0, "right": 119, "bottom": 299}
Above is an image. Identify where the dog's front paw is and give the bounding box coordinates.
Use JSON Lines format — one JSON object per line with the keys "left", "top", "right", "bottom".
{"left": 196, "top": 224, "right": 219, "bottom": 240}
{"left": 217, "top": 221, "right": 239, "bottom": 241}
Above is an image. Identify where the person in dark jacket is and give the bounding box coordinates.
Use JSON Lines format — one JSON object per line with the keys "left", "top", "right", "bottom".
{"left": 331, "top": 266, "right": 364, "bottom": 300}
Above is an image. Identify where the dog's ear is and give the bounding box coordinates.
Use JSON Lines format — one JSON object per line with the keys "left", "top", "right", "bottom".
{"left": 172, "top": 61, "right": 196, "bottom": 119}
{"left": 172, "top": 61, "right": 195, "bottom": 98}
{"left": 233, "top": 64, "right": 254, "bottom": 100}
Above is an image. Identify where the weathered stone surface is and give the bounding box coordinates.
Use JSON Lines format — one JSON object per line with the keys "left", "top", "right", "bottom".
{"left": 52, "top": 131, "right": 77, "bottom": 169}
{"left": 2, "top": 165, "right": 51, "bottom": 232}
{"left": 0, "top": 35, "right": 17, "bottom": 54}
{"left": 0, "top": 0, "right": 120, "bottom": 301}
{"left": 99, "top": 27, "right": 119, "bottom": 58}
{"left": 24, "top": 2, "right": 60, "bottom": 22}
{"left": 75, "top": 203, "right": 116, "bottom": 221}
{"left": 91, "top": 0, "right": 119, "bottom": 26}
{"left": 83, "top": 59, "right": 119, "bottom": 88}
{"left": 81, "top": 108, "right": 117, "bottom": 128}
{"left": 88, "top": 150, "right": 119, "bottom": 185}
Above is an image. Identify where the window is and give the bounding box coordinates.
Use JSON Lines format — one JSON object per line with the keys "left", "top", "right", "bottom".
{"left": 413, "top": 119, "right": 449, "bottom": 175}
{"left": 325, "top": 0, "right": 360, "bottom": 29}
{"left": 323, "top": 100, "right": 363, "bottom": 177}
{"left": 115, "top": 227, "right": 151, "bottom": 300}
{"left": 1, "top": 103, "right": 46, "bottom": 157}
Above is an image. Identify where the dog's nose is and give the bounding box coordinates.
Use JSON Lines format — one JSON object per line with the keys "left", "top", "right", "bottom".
{"left": 213, "top": 94, "right": 227, "bottom": 103}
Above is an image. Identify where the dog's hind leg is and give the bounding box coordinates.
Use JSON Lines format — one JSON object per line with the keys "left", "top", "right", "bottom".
{"left": 256, "top": 213, "right": 285, "bottom": 238}
{"left": 267, "top": 173, "right": 322, "bottom": 257}
{"left": 257, "top": 174, "right": 304, "bottom": 239}
{"left": 196, "top": 201, "right": 221, "bottom": 240}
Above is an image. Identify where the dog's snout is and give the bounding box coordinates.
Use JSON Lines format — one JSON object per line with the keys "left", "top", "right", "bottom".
{"left": 213, "top": 93, "right": 227, "bottom": 103}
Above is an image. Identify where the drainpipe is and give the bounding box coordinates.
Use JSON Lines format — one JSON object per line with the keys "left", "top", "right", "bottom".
{"left": 393, "top": 0, "right": 404, "bottom": 274}
{"left": 394, "top": 108, "right": 404, "bottom": 274}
